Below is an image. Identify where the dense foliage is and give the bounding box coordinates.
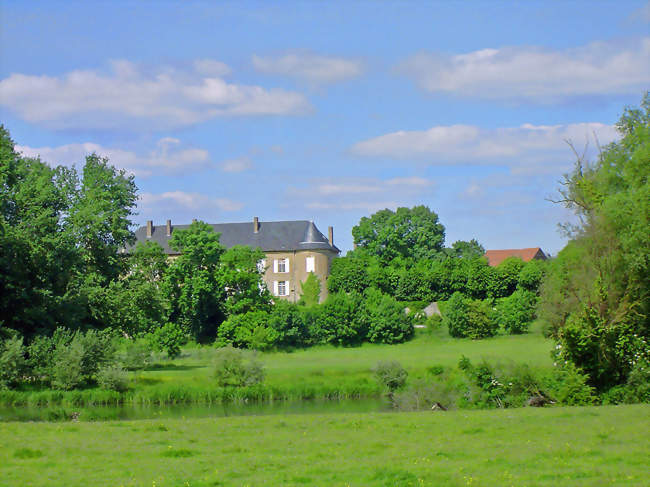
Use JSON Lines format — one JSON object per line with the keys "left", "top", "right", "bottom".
{"left": 0, "top": 127, "right": 137, "bottom": 338}
{"left": 352, "top": 205, "right": 445, "bottom": 262}
{"left": 540, "top": 94, "right": 650, "bottom": 390}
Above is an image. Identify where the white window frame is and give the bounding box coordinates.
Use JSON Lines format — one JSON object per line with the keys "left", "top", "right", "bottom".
{"left": 274, "top": 280, "right": 289, "bottom": 296}
{"left": 306, "top": 256, "right": 315, "bottom": 273}
{"left": 274, "top": 258, "right": 289, "bottom": 273}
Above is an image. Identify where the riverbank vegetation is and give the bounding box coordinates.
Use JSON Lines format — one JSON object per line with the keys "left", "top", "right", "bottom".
{"left": 1, "top": 404, "right": 648, "bottom": 486}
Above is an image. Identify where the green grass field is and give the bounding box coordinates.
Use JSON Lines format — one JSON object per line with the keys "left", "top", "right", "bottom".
{"left": 143, "top": 325, "right": 554, "bottom": 391}
{"left": 1, "top": 326, "right": 556, "bottom": 407}
{"left": 2, "top": 404, "right": 648, "bottom": 486}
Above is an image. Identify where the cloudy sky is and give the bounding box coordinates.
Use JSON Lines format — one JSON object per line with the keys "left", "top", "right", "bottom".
{"left": 2, "top": 1, "right": 649, "bottom": 255}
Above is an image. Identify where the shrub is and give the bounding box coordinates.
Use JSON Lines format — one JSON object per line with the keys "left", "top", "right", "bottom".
{"left": 97, "top": 364, "right": 129, "bottom": 392}
{"left": 361, "top": 290, "right": 414, "bottom": 344}
{"left": 0, "top": 336, "right": 27, "bottom": 389}
{"left": 216, "top": 310, "right": 277, "bottom": 351}
{"left": 445, "top": 292, "right": 497, "bottom": 339}
{"left": 26, "top": 328, "right": 75, "bottom": 383}
{"left": 314, "top": 292, "right": 365, "bottom": 346}
{"left": 543, "top": 362, "right": 595, "bottom": 406}
{"left": 75, "top": 329, "right": 117, "bottom": 376}
{"left": 518, "top": 259, "right": 546, "bottom": 292}
{"left": 151, "top": 322, "right": 186, "bottom": 359}
{"left": 373, "top": 360, "right": 408, "bottom": 394}
{"left": 268, "top": 301, "right": 309, "bottom": 348}
{"left": 48, "top": 329, "right": 117, "bottom": 390}
{"left": 51, "top": 339, "right": 85, "bottom": 390}
{"left": 299, "top": 272, "right": 321, "bottom": 307}
{"left": 213, "top": 346, "right": 265, "bottom": 387}
{"left": 122, "top": 340, "right": 152, "bottom": 371}
{"left": 494, "top": 289, "right": 537, "bottom": 334}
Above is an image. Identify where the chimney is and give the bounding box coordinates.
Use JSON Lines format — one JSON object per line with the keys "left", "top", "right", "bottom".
{"left": 253, "top": 216, "right": 259, "bottom": 233}
{"left": 328, "top": 226, "right": 334, "bottom": 246}
{"left": 166, "top": 219, "right": 172, "bottom": 237}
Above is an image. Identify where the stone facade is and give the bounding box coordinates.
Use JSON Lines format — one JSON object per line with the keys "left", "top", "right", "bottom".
{"left": 127, "top": 218, "right": 340, "bottom": 303}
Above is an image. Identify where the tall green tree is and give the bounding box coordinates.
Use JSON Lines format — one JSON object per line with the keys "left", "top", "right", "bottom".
{"left": 352, "top": 205, "right": 445, "bottom": 262}
{"left": 163, "top": 221, "right": 226, "bottom": 342}
{"left": 540, "top": 94, "right": 650, "bottom": 389}
{"left": 219, "top": 245, "right": 271, "bottom": 316}
{"left": 0, "top": 127, "right": 138, "bottom": 337}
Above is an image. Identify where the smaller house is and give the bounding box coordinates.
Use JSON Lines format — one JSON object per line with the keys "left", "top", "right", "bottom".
{"left": 484, "top": 248, "right": 547, "bottom": 267}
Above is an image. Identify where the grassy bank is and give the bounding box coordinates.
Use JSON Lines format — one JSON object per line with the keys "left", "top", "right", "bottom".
{"left": 1, "top": 326, "right": 554, "bottom": 407}
{"left": 1, "top": 404, "right": 647, "bottom": 486}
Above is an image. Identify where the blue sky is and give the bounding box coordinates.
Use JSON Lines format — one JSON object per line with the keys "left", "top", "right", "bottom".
{"left": 2, "top": 1, "right": 649, "bottom": 255}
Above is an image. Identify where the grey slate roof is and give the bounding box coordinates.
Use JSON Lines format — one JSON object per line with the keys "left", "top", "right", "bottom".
{"left": 127, "top": 220, "right": 340, "bottom": 254}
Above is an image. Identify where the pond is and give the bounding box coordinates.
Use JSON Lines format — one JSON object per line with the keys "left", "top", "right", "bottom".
{"left": 0, "top": 397, "right": 391, "bottom": 422}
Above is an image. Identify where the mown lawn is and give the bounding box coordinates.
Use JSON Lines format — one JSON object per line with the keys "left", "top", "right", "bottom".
{"left": 2, "top": 404, "right": 647, "bottom": 486}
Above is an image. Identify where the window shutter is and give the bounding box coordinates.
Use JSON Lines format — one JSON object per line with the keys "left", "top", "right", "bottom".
{"left": 273, "top": 259, "right": 278, "bottom": 273}
{"left": 285, "top": 258, "right": 290, "bottom": 273}
{"left": 285, "top": 281, "right": 290, "bottom": 296}
{"left": 273, "top": 281, "right": 278, "bottom": 295}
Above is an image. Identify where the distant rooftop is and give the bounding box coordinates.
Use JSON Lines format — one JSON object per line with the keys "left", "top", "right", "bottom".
{"left": 127, "top": 218, "right": 340, "bottom": 254}
{"left": 484, "top": 248, "right": 547, "bottom": 267}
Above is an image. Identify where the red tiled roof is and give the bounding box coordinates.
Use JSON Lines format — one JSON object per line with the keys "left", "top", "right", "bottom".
{"left": 484, "top": 248, "right": 546, "bottom": 267}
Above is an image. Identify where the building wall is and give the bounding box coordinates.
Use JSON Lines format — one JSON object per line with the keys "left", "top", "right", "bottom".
{"left": 263, "top": 249, "right": 337, "bottom": 303}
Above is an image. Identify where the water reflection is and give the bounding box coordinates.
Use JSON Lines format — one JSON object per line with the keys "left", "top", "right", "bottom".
{"left": 0, "top": 397, "right": 391, "bottom": 422}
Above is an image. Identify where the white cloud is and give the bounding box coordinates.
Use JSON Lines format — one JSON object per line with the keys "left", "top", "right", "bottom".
{"left": 252, "top": 51, "right": 364, "bottom": 84}
{"left": 0, "top": 59, "right": 311, "bottom": 131}
{"left": 140, "top": 191, "right": 243, "bottom": 212}
{"left": 219, "top": 156, "right": 253, "bottom": 173}
{"left": 351, "top": 122, "right": 619, "bottom": 174}
{"left": 288, "top": 176, "right": 434, "bottom": 213}
{"left": 398, "top": 38, "right": 650, "bottom": 99}
{"left": 16, "top": 137, "right": 211, "bottom": 178}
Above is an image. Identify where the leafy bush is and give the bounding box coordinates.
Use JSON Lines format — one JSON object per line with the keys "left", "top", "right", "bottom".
{"left": 97, "top": 364, "right": 129, "bottom": 392}
{"left": 51, "top": 339, "right": 85, "bottom": 390}
{"left": 299, "top": 272, "right": 321, "bottom": 307}
{"left": 121, "top": 340, "right": 152, "bottom": 371}
{"left": 601, "top": 361, "right": 650, "bottom": 404}
{"left": 0, "top": 336, "right": 27, "bottom": 389}
{"left": 151, "top": 322, "right": 186, "bottom": 359}
{"left": 361, "top": 290, "right": 414, "bottom": 344}
{"left": 312, "top": 292, "right": 365, "bottom": 346}
{"left": 49, "top": 329, "right": 116, "bottom": 390}
{"left": 517, "top": 259, "right": 546, "bottom": 292}
{"left": 268, "top": 301, "right": 309, "bottom": 348}
{"left": 490, "top": 257, "right": 525, "bottom": 298}
{"left": 212, "top": 346, "right": 265, "bottom": 387}
{"left": 494, "top": 289, "right": 537, "bottom": 334}
{"left": 216, "top": 311, "right": 277, "bottom": 351}
{"left": 373, "top": 360, "right": 408, "bottom": 394}
{"left": 444, "top": 292, "right": 497, "bottom": 339}
{"left": 542, "top": 362, "right": 595, "bottom": 406}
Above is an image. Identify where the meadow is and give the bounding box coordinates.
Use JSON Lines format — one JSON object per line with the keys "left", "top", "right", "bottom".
{"left": 1, "top": 325, "right": 555, "bottom": 408}
{"left": 2, "top": 404, "right": 648, "bottom": 486}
